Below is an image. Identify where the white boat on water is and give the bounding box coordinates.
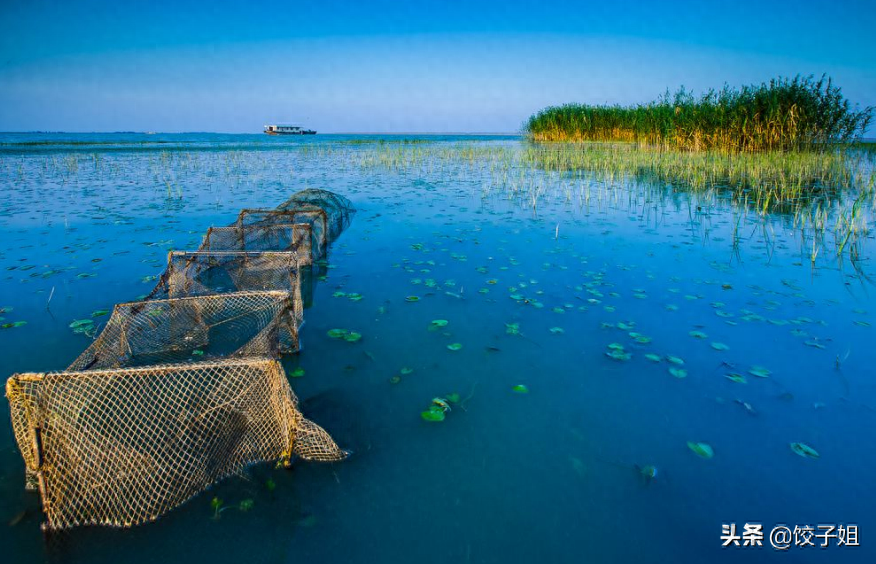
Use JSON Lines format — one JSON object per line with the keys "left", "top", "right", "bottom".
{"left": 264, "top": 124, "right": 316, "bottom": 135}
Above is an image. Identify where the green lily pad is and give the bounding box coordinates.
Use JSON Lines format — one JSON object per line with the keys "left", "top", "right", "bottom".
{"left": 447, "top": 343, "right": 462, "bottom": 351}
{"left": 91, "top": 309, "right": 110, "bottom": 317}
{"left": 405, "top": 296, "right": 420, "bottom": 302}
{"left": 327, "top": 328, "right": 348, "bottom": 339}
{"left": 711, "top": 342, "right": 729, "bottom": 351}
{"left": 607, "top": 343, "right": 625, "bottom": 351}
{"left": 445, "top": 392, "right": 461, "bottom": 403}
{"left": 343, "top": 331, "right": 362, "bottom": 343}
{"left": 687, "top": 441, "right": 714, "bottom": 459}
{"left": 725, "top": 373, "right": 746, "bottom": 383}
{"left": 69, "top": 319, "right": 94, "bottom": 329}
{"left": 688, "top": 330, "right": 708, "bottom": 339}
{"left": 505, "top": 323, "right": 520, "bottom": 335}
{"left": 332, "top": 291, "right": 346, "bottom": 297}
{"left": 790, "top": 442, "right": 819, "bottom": 459}
{"left": 192, "top": 349, "right": 205, "bottom": 357}
{"left": 749, "top": 366, "right": 771, "bottom": 378}
{"left": 1, "top": 321, "right": 27, "bottom": 329}
{"left": 430, "top": 319, "right": 449, "bottom": 328}
{"left": 605, "top": 350, "right": 632, "bottom": 361}
{"left": 645, "top": 353, "right": 662, "bottom": 362}
{"left": 512, "top": 384, "right": 529, "bottom": 394}
{"left": 669, "top": 368, "right": 688, "bottom": 378}
{"left": 666, "top": 355, "right": 685, "bottom": 366}
{"left": 421, "top": 407, "right": 446, "bottom": 422}
{"left": 291, "top": 367, "right": 305, "bottom": 378}
{"left": 549, "top": 327, "right": 564, "bottom": 334}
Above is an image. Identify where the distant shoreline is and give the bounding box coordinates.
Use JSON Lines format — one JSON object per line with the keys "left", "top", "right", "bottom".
{"left": 0, "top": 131, "right": 523, "bottom": 136}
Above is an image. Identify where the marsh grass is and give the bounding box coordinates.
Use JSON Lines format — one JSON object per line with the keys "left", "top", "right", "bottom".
{"left": 524, "top": 76, "right": 873, "bottom": 152}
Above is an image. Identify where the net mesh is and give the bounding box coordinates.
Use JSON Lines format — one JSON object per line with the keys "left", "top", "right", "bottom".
{"left": 146, "top": 250, "right": 306, "bottom": 321}
{"left": 197, "top": 223, "right": 313, "bottom": 257}
{"left": 5, "top": 190, "right": 356, "bottom": 530}
{"left": 68, "top": 291, "right": 299, "bottom": 371}
{"left": 236, "top": 209, "right": 329, "bottom": 259}
{"left": 6, "top": 358, "right": 348, "bottom": 530}
{"left": 276, "top": 189, "right": 356, "bottom": 244}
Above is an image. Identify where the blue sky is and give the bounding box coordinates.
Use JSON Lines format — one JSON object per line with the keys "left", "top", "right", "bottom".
{"left": 1, "top": 0, "right": 874, "bottom": 133}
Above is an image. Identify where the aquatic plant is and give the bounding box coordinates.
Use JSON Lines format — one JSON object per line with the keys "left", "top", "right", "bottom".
{"left": 524, "top": 75, "right": 873, "bottom": 152}
{"left": 687, "top": 441, "right": 714, "bottom": 459}
{"left": 790, "top": 442, "right": 820, "bottom": 459}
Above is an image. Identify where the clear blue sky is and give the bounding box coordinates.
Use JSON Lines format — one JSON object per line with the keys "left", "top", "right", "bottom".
{"left": 1, "top": 0, "right": 874, "bottom": 133}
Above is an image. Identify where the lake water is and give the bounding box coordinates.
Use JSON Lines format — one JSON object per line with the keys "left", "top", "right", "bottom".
{"left": 0, "top": 133, "right": 874, "bottom": 563}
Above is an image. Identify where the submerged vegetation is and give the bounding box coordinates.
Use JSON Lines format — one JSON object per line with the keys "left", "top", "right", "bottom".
{"left": 524, "top": 75, "right": 873, "bottom": 152}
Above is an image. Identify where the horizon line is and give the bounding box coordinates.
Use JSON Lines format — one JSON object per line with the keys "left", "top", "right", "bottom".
{"left": 0, "top": 131, "right": 524, "bottom": 136}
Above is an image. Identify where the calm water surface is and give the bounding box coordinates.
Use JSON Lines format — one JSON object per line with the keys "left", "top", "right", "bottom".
{"left": 0, "top": 134, "right": 874, "bottom": 563}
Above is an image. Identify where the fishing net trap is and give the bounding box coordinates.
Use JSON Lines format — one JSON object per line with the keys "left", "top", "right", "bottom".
{"left": 4, "top": 189, "right": 356, "bottom": 531}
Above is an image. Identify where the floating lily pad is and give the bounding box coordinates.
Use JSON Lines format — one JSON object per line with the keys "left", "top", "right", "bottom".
{"left": 430, "top": 319, "right": 449, "bottom": 328}
{"left": 405, "top": 296, "right": 420, "bottom": 302}
{"left": 400, "top": 367, "right": 414, "bottom": 375}
{"left": 666, "top": 355, "right": 685, "bottom": 366}
{"left": 687, "top": 441, "right": 714, "bottom": 459}
{"left": 192, "top": 349, "right": 205, "bottom": 357}
{"left": 711, "top": 342, "right": 729, "bottom": 351}
{"left": 343, "top": 331, "right": 362, "bottom": 343}
{"left": 389, "top": 375, "right": 401, "bottom": 384}
{"left": 605, "top": 350, "right": 632, "bottom": 361}
{"left": 505, "top": 323, "right": 520, "bottom": 336}
{"left": 688, "top": 330, "right": 708, "bottom": 339}
{"left": 69, "top": 319, "right": 94, "bottom": 329}
{"left": 645, "top": 353, "right": 662, "bottom": 362}
{"left": 1, "top": 321, "right": 27, "bottom": 329}
{"left": 445, "top": 392, "right": 461, "bottom": 403}
{"left": 291, "top": 367, "right": 305, "bottom": 378}
{"left": 447, "top": 343, "right": 462, "bottom": 351}
{"left": 421, "top": 407, "right": 446, "bottom": 422}
{"left": 549, "top": 327, "right": 564, "bottom": 334}
{"left": 91, "top": 309, "right": 110, "bottom": 317}
{"left": 749, "top": 366, "right": 771, "bottom": 378}
{"left": 512, "top": 384, "right": 529, "bottom": 394}
{"left": 607, "top": 343, "right": 625, "bottom": 351}
{"left": 327, "top": 328, "right": 348, "bottom": 339}
{"left": 725, "top": 373, "right": 746, "bottom": 384}
{"left": 790, "top": 442, "right": 819, "bottom": 459}
{"left": 669, "top": 368, "right": 688, "bottom": 378}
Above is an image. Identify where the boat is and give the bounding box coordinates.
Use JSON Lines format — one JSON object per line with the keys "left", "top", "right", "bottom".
{"left": 264, "top": 124, "right": 316, "bottom": 135}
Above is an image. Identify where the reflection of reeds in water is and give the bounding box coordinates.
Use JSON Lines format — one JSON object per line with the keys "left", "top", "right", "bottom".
{"left": 523, "top": 75, "right": 873, "bottom": 152}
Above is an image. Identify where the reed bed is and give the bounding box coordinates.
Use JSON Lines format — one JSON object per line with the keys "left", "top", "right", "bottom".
{"left": 524, "top": 76, "right": 873, "bottom": 152}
